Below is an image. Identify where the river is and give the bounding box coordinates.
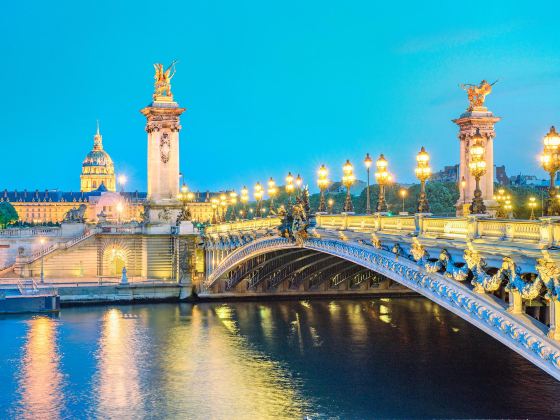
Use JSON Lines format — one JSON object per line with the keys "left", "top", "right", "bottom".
{"left": 1, "top": 298, "right": 559, "bottom": 419}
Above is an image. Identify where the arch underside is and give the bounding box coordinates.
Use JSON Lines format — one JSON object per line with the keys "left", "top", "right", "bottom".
{"left": 214, "top": 248, "right": 394, "bottom": 294}
{"left": 205, "top": 236, "right": 560, "bottom": 381}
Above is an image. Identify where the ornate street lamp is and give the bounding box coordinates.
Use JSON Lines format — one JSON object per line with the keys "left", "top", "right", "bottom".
{"left": 342, "top": 159, "right": 355, "bottom": 213}
{"left": 254, "top": 182, "right": 264, "bottom": 217}
{"left": 460, "top": 176, "right": 466, "bottom": 206}
{"left": 267, "top": 177, "right": 277, "bottom": 214}
{"left": 468, "top": 128, "right": 487, "bottom": 214}
{"left": 118, "top": 174, "right": 127, "bottom": 193}
{"left": 211, "top": 197, "right": 219, "bottom": 224}
{"left": 240, "top": 186, "right": 249, "bottom": 219}
{"left": 39, "top": 237, "right": 45, "bottom": 284}
{"left": 317, "top": 164, "right": 329, "bottom": 213}
{"left": 375, "top": 154, "right": 391, "bottom": 213}
{"left": 328, "top": 198, "right": 334, "bottom": 214}
{"left": 229, "top": 191, "right": 238, "bottom": 220}
{"left": 364, "top": 153, "right": 373, "bottom": 214}
{"left": 528, "top": 196, "right": 537, "bottom": 220}
{"left": 540, "top": 126, "right": 560, "bottom": 216}
{"left": 493, "top": 188, "right": 510, "bottom": 218}
{"left": 285, "top": 172, "right": 295, "bottom": 205}
{"left": 295, "top": 174, "right": 303, "bottom": 196}
{"left": 414, "top": 146, "right": 431, "bottom": 213}
{"left": 220, "top": 193, "right": 227, "bottom": 222}
{"left": 399, "top": 188, "right": 407, "bottom": 213}
{"left": 177, "top": 183, "right": 192, "bottom": 221}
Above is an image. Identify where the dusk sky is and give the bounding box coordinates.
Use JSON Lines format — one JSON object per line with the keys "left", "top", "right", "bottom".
{"left": 2, "top": 1, "right": 559, "bottom": 193}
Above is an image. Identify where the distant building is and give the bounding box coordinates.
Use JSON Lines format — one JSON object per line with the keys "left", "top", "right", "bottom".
{"left": 431, "top": 165, "right": 459, "bottom": 183}
{"left": 431, "top": 164, "right": 509, "bottom": 186}
{"left": 509, "top": 174, "right": 549, "bottom": 188}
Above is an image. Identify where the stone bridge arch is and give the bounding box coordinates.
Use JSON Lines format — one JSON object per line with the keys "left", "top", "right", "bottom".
{"left": 204, "top": 235, "right": 560, "bottom": 381}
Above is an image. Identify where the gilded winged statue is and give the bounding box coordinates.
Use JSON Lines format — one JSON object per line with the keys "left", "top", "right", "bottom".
{"left": 460, "top": 80, "right": 497, "bottom": 110}
{"left": 153, "top": 60, "right": 177, "bottom": 99}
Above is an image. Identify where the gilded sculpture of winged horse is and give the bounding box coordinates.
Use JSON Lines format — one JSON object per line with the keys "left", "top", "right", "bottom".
{"left": 153, "top": 60, "right": 177, "bottom": 98}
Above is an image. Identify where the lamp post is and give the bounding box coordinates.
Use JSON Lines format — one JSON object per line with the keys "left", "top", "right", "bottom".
{"left": 177, "top": 183, "right": 192, "bottom": 221}
{"left": 285, "top": 172, "right": 295, "bottom": 205}
{"left": 342, "top": 159, "right": 355, "bottom": 213}
{"left": 254, "top": 182, "right": 263, "bottom": 217}
{"left": 399, "top": 188, "right": 407, "bottom": 213}
{"left": 267, "top": 177, "right": 277, "bottom": 214}
{"left": 229, "top": 191, "right": 238, "bottom": 220}
{"left": 375, "top": 154, "right": 390, "bottom": 213}
{"left": 295, "top": 174, "right": 303, "bottom": 197}
{"left": 219, "top": 193, "right": 227, "bottom": 222}
{"left": 528, "top": 196, "right": 537, "bottom": 220}
{"left": 468, "top": 128, "right": 487, "bottom": 215}
{"left": 118, "top": 174, "right": 127, "bottom": 193}
{"left": 460, "top": 176, "right": 466, "bottom": 205}
{"left": 39, "top": 238, "right": 45, "bottom": 284}
{"left": 415, "top": 146, "right": 431, "bottom": 213}
{"left": 240, "top": 186, "right": 249, "bottom": 219}
{"left": 211, "top": 197, "right": 219, "bottom": 224}
{"left": 494, "top": 188, "right": 508, "bottom": 218}
{"left": 328, "top": 198, "right": 334, "bottom": 214}
{"left": 364, "top": 153, "right": 373, "bottom": 214}
{"left": 540, "top": 126, "right": 560, "bottom": 216}
{"left": 317, "top": 164, "right": 329, "bottom": 213}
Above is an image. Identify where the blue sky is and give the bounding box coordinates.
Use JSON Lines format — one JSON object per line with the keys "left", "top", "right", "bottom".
{"left": 1, "top": 1, "right": 559, "bottom": 193}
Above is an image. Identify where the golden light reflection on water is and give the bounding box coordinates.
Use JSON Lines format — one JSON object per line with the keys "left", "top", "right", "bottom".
{"left": 15, "top": 316, "right": 65, "bottom": 420}
{"left": 157, "top": 304, "right": 311, "bottom": 419}
{"left": 93, "top": 308, "right": 145, "bottom": 419}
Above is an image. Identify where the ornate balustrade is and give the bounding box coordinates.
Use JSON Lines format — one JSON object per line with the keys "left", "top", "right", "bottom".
{"left": 0, "top": 226, "right": 62, "bottom": 238}
{"left": 205, "top": 217, "right": 282, "bottom": 234}
{"left": 314, "top": 214, "right": 560, "bottom": 246}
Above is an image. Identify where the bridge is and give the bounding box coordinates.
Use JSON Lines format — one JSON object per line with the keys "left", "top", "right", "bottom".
{"left": 199, "top": 213, "right": 560, "bottom": 381}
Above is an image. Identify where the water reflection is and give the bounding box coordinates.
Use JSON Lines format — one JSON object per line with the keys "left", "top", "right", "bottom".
{"left": 92, "top": 308, "right": 145, "bottom": 419}
{"left": 15, "top": 316, "right": 65, "bottom": 419}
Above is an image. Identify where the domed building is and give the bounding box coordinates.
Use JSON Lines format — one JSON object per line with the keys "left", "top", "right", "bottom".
{"left": 80, "top": 124, "right": 116, "bottom": 192}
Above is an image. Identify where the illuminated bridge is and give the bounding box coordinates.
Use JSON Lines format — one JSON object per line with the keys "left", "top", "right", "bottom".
{"left": 199, "top": 213, "right": 560, "bottom": 380}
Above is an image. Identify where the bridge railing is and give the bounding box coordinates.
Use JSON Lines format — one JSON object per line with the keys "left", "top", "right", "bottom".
{"left": 316, "top": 214, "right": 560, "bottom": 245}
{"left": 205, "top": 217, "right": 282, "bottom": 234}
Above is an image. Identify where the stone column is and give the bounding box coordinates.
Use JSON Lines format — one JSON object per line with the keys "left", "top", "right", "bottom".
{"left": 453, "top": 107, "right": 500, "bottom": 215}
{"left": 141, "top": 98, "right": 186, "bottom": 203}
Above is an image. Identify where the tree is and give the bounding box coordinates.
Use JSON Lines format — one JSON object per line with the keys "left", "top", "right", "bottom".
{"left": 0, "top": 202, "right": 18, "bottom": 228}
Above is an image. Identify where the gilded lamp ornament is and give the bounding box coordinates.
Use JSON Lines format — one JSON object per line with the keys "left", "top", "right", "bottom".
{"left": 254, "top": 182, "right": 264, "bottom": 217}
{"left": 317, "top": 164, "right": 329, "bottom": 213}
{"left": 342, "top": 160, "right": 355, "bottom": 213}
{"left": 468, "top": 128, "right": 487, "bottom": 215}
{"left": 460, "top": 80, "right": 497, "bottom": 111}
{"left": 415, "top": 146, "right": 431, "bottom": 213}
{"left": 375, "top": 154, "right": 391, "bottom": 213}
{"left": 267, "top": 177, "right": 277, "bottom": 213}
{"left": 541, "top": 126, "right": 560, "bottom": 216}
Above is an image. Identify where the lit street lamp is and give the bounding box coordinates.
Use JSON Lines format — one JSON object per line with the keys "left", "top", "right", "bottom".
{"left": 342, "top": 160, "right": 355, "bottom": 213}
{"left": 493, "top": 188, "right": 511, "bottom": 218}
{"left": 399, "top": 188, "right": 407, "bottom": 213}
{"left": 415, "top": 146, "right": 431, "bottom": 213}
{"left": 317, "top": 164, "right": 329, "bottom": 213}
{"left": 528, "top": 196, "right": 537, "bottom": 220}
{"left": 177, "top": 183, "right": 192, "bottom": 221}
{"left": 229, "top": 191, "right": 238, "bottom": 220}
{"left": 254, "top": 182, "right": 264, "bottom": 217}
{"left": 468, "top": 128, "right": 487, "bottom": 214}
{"left": 540, "top": 126, "right": 560, "bottom": 216}
{"left": 240, "top": 186, "right": 249, "bottom": 219}
{"left": 295, "top": 174, "right": 303, "bottom": 196}
{"left": 116, "top": 202, "right": 124, "bottom": 224}
{"left": 267, "top": 177, "right": 277, "bottom": 214}
{"left": 211, "top": 197, "right": 219, "bottom": 224}
{"left": 219, "top": 193, "right": 227, "bottom": 222}
{"left": 285, "top": 172, "right": 295, "bottom": 205}
{"left": 328, "top": 198, "right": 334, "bottom": 214}
{"left": 118, "top": 174, "right": 127, "bottom": 193}
{"left": 364, "top": 153, "right": 373, "bottom": 214}
{"left": 375, "top": 154, "right": 391, "bottom": 213}
{"left": 460, "top": 176, "right": 467, "bottom": 206}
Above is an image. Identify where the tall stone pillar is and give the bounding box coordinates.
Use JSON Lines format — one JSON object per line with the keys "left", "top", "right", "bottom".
{"left": 453, "top": 81, "right": 500, "bottom": 216}
{"left": 140, "top": 62, "right": 186, "bottom": 204}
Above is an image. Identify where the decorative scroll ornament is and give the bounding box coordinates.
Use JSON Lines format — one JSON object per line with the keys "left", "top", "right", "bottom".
{"left": 410, "top": 240, "right": 429, "bottom": 265}
{"left": 160, "top": 133, "right": 170, "bottom": 163}
{"left": 370, "top": 233, "right": 382, "bottom": 249}
{"left": 463, "top": 249, "right": 502, "bottom": 293}
{"left": 439, "top": 249, "right": 469, "bottom": 281}
{"left": 503, "top": 257, "right": 543, "bottom": 300}
{"left": 536, "top": 258, "right": 560, "bottom": 302}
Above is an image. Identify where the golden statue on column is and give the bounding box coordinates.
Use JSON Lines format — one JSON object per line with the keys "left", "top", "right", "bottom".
{"left": 153, "top": 60, "right": 177, "bottom": 101}
{"left": 460, "top": 80, "right": 497, "bottom": 111}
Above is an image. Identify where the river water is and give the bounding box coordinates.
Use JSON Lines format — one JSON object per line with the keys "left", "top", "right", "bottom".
{"left": 1, "top": 298, "right": 559, "bottom": 419}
